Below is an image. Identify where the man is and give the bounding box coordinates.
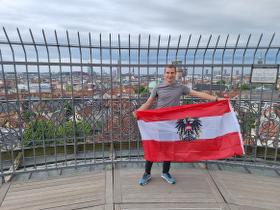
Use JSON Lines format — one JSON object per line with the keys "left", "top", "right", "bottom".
{"left": 134, "top": 64, "right": 222, "bottom": 186}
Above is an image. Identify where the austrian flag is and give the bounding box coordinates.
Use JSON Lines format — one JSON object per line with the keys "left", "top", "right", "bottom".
{"left": 136, "top": 100, "right": 244, "bottom": 162}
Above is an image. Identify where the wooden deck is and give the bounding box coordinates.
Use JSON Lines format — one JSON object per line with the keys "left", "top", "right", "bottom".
{"left": 1, "top": 163, "right": 280, "bottom": 210}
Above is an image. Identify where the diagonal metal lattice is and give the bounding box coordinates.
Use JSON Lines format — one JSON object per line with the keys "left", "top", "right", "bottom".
{"left": 0, "top": 28, "right": 280, "bottom": 180}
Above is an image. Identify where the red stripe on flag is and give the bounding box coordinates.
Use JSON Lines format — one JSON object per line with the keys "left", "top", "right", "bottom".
{"left": 136, "top": 100, "right": 230, "bottom": 122}
{"left": 142, "top": 132, "right": 243, "bottom": 162}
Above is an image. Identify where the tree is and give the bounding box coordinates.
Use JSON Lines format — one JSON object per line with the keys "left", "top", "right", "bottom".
{"left": 216, "top": 80, "right": 226, "bottom": 85}
{"left": 23, "top": 119, "right": 93, "bottom": 146}
{"left": 182, "top": 98, "right": 193, "bottom": 104}
{"left": 64, "top": 101, "right": 73, "bottom": 121}
{"left": 134, "top": 85, "right": 149, "bottom": 95}
{"left": 56, "top": 120, "right": 93, "bottom": 139}
{"left": 237, "top": 83, "right": 250, "bottom": 90}
{"left": 23, "top": 120, "right": 54, "bottom": 146}
{"left": 65, "top": 84, "right": 72, "bottom": 92}
{"left": 22, "top": 110, "right": 36, "bottom": 122}
{"left": 21, "top": 101, "right": 36, "bottom": 122}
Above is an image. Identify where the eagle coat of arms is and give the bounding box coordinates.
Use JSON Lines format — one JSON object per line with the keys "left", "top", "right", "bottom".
{"left": 176, "top": 117, "right": 202, "bottom": 141}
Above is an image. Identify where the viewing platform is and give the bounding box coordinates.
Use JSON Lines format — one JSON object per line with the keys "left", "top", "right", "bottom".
{"left": 1, "top": 162, "right": 280, "bottom": 210}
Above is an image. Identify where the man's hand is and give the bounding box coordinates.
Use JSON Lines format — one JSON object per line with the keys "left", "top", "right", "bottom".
{"left": 216, "top": 97, "right": 229, "bottom": 101}
{"left": 132, "top": 97, "right": 154, "bottom": 119}
{"left": 132, "top": 111, "right": 137, "bottom": 118}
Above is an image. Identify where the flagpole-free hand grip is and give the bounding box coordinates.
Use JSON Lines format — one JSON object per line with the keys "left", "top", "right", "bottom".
{"left": 133, "top": 111, "right": 138, "bottom": 119}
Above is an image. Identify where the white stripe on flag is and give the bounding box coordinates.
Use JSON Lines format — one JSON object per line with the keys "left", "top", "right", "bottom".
{"left": 229, "top": 101, "right": 244, "bottom": 154}
{"left": 137, "top": 111, "right": 240, "bottom": 141}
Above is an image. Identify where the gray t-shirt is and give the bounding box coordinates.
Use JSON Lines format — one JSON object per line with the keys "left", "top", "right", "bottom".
{"left": 150, "top": 81, "right": 191, "bottom": 108}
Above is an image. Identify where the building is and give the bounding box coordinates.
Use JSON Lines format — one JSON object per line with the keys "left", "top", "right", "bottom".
{"left": 17, "top": 83, "right": 51, "bottom": 93}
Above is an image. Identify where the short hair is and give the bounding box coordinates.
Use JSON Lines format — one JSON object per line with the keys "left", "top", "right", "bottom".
{"left": 164, "top": 64, "right": 176, "bottom": 72}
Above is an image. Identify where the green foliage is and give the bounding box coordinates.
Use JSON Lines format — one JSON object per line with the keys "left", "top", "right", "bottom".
{"left": 134, "top": 85, "right": 149, "bottom": 95}
{"left": 237, "top": 83, "right": 250, "bottom": 90}
{"left": 239, "top": 113, "right": 256, "bottom": 137}
{"left": 65, "top": 84, "right": 72, "bottom": 92}
{"left": 23, "top": 119, "right": 93, "bottom": 146}
{"left": 182, "top": 98, "right": 193, "bottom": 104}
{"left": 64, "top": 101, "right": 73, "bottom": 120}
{"left": 21, "top": 101, "right": 36, "bottom": 122}
{"left": 23, "top": 120, "right": 54, "bottom": 146}
{"left": 55, "top": 121, "right": 93, "bottom": 138}
{"left": 76, "top": 121, "right": 93, "bottom": 137}
{"left": 22, "top": 110, "right": 36, "bottom": 122}
{"left": 216, "top": 80, "right": 226, "bottom": 85}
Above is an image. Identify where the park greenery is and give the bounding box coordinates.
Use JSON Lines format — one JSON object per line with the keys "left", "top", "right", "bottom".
{"left": 22, "top": 101, "right": 94, "bottom": 146}
{"left": 23, "top": 119, "right": 93, "bottom": 146}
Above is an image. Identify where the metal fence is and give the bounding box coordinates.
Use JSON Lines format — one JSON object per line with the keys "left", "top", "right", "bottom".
{"left": 1, "top": 28, "right": 280, "bottom": 181}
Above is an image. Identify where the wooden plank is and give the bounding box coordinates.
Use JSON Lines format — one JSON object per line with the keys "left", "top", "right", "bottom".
{"left": 209, "top": 170, "right": 280, "bottom": 210}
{"left": 0, "top": 183, "right": 11, "bottom": 207}
{"left": 44, "top": 202, "right": 105, "bottom": 210}
{"left": 5, "top": 178, "right": 103, "bottom": 197}
{"left": 4, "top": 183, "right": 103, "bottom": 202}
{"left": 115, "top": 203, "right": 227, "bottom": 210}
{"left": 4, "top": 152, "right": 22, "bottom": 183}
{"left": 105, "top": 165, "right": 113, "bottom": 210}
{"left": 104, "top": 204, "right": 114, "bottom": 210}
{"left": 7, "top": 176, "right": 104, "bottom": 195}
{"left": 1, "top": 189, "right": 104, "bottom": 209}
{"left": 2, "top": 163, "right": 280, "bottom": 210}
{"left": 10, "top": 172, "right": 103, "bottom": 191}
{"left": 1, "top": 171, "right": 106, "bottom": 210}
{"left": 1, "top": 198, "right": 104, "bottom": 210}
{"left": 114, "top": 164, "right": 122, "bottom": 203}
{"left": 114, "top": 167, "right": 224, "bottom": 204}
{"left": 228, "top": 203, "right": 272, "bottom": 210}
{"left": 78, "top": 205, "right": 105, "bottom": 210}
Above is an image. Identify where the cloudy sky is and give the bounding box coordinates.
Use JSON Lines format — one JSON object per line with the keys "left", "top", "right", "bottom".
{"left": 0, "top": 0, "right": 279, "bottom": 36}
{"left": 0, "top": 0, "right": 279, "bottom": 72}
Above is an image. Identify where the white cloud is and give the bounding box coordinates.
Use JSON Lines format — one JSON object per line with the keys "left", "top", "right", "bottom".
{"left": 0, "top": 0, "right": 279, "bottom": 35}
{"left": 0, "top": 0, "right": 279, "bottom": 51}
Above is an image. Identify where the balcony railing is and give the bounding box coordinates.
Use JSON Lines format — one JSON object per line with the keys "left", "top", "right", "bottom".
{"left": 1, "top": 28, "right": 280, "bottom": 182}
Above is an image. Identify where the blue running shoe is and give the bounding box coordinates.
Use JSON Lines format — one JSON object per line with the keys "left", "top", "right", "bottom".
{"left": 138, "top": 173, "right": 151, "bottom": 186}
{"left": 161, "top": 172, "right": 176, "bottom": 184}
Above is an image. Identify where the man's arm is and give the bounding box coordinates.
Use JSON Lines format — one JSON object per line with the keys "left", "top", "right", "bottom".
{"left": 133, "top": 97, "right": 155, "bottom": 118}
{"left": 189, "top": 90, "right": 220, "bottom": 101}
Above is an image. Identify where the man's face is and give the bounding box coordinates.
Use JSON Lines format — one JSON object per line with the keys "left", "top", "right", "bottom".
{"left": 164, "top": 67, "right": 176, "bottom": 84}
